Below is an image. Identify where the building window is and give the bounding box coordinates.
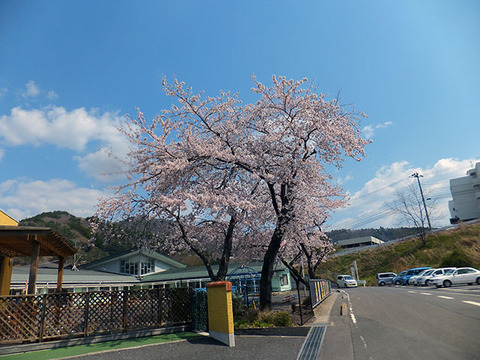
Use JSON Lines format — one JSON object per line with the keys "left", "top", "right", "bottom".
{"left": 280, "top": 274, "right": 289, "bottom": 286}
{"left": 121, "top": 258, "right": 154, "bottom": 275}
{"left": 140, "top": 258, "right": 154, "bottom": 275}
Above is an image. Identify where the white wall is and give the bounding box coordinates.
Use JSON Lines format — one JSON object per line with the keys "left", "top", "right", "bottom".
{"left": 449, "top": 163, "right": 480, "bottom": 222}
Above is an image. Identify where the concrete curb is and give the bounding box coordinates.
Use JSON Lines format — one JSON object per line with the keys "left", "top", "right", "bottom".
{"left": 235, "top": 326, "right": 311, "bottom": 337}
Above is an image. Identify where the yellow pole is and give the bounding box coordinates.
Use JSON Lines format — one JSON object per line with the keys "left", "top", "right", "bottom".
{"left": 206, "top": 281, "right": 235, "bottom": 347}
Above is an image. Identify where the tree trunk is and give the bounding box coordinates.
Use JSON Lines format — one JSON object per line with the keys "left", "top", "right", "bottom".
{"left": 216, "top": 216, "right": 236, "bottom": 281}
{"left": 260, "top": 219, "right": 287, "bottom": 310}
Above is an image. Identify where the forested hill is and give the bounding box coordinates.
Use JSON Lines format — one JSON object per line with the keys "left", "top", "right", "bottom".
{"left": 18, "top": 211, "right": 127, "bottom": 264}
{"left": 19, "top": 211, "right": 92, "bottom": 245}
{"left": 17, "top": 211, "right": 421, "bottom": 264}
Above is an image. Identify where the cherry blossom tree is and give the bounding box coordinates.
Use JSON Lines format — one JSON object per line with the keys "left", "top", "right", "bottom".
{"left": 97, "top": 75, "right": 369, "bottom": 309}
{"left": 96, "top": 98, "right": 258, "bottom": 281}
{"left": 240, "top": 76, "right": 369, "bottom": 309}
{"left": 278, "top": 219, "right": 334, "bottom": 287}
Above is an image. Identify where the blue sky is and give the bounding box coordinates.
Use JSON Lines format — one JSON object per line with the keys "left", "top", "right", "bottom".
{"left": 0, "top": 1, "right": 479, "bottom": 230}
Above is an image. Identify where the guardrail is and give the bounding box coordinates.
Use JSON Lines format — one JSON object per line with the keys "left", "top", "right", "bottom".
{"left": 309, "top": 279, "right": 331, "bottom": 309}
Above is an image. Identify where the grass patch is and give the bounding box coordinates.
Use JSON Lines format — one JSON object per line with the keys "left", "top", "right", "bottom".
{"left": 0, "top": 332, "right": 202, "bottom": 360}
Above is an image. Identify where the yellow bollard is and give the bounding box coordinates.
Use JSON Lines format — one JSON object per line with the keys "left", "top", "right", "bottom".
{"left": 206, "top": 281, "right": 235, "bottom": 347}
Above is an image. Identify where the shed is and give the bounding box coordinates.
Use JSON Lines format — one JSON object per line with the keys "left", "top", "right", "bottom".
{"left": 0, "top": 225, "right": 77, "bottom": 295}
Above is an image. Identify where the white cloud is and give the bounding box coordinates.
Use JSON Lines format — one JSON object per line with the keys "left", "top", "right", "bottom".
{"left": 0, "top": 148, "right": 4, "bottom": 161}
{"left": 0, "top": 106, "right": 122, "bottom": 150}
{"left": 329, "top": 158, "right": 479, "bottom": 230}
{"left": 22, "top": 80, "right": 40, "bottom": 98}
{"left": 76, "top": 147, "right": 128, "bottom": 182}
{"left": 0, "top": 105, "right": 131, "bottom": 182}
{"left": 362, "top": 121, "right": 393, "bottom": 139}
{"left": 0, "top": 178, "right": 112, "bottom": 221}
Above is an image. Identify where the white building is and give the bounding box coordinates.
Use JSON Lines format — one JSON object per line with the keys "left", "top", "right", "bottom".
{"left": 335, "top": 236, "right": 384, "bottom": 249}
{"left": 449, "top": 162, "right": 480, "bottom": 224}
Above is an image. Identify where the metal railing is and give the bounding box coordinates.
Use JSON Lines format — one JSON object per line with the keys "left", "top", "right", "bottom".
{"left": 309, "top": 279, "right": 331, "bottom": 309}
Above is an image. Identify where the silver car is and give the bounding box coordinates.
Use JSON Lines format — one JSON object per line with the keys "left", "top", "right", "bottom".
{"left": 411, "top": 269, "right": 434, "bottom": 286}
{"left": 337, "top": 275, "right": 358, "bottom": 288}
{"left": 422, "top": 267, "right": 456, "bottom": 286}
{"left": 408, "top": 269, "right": 431, "bottom": 285}
{"left": 377, "top": 272, "right": 397, "bottom": 286}
{"left": 430, "top": 267, "right": 480, "bottom": 288}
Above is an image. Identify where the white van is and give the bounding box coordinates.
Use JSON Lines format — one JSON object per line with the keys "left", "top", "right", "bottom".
{"left": 337, "top": 275, "right": 358, "bottom": 288}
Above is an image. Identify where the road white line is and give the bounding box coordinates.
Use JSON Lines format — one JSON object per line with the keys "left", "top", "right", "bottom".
{"left": 408, "top": 291, "right": 416, "bottom": 293}
{"left": 342, "top": 291, "right": 358, "bottom": 326}
{"left": 438, "top": 296, "right": 455, "bottom": 300}
{"left": 359, "top": 335, "right": 368, "bottom": 349}
{"left": 420, "top": 293, "right": 432, "bottom": 296}
{"left": 463, "top": 301, "right": 480, "bottom": 307}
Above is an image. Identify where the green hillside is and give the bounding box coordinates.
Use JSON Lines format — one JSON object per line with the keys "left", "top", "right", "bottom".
{"left": 19, "top": 211, "right": 92, "bottom": 243}
{"left": 317, "top": 222, "right": 480, "bottom": 286}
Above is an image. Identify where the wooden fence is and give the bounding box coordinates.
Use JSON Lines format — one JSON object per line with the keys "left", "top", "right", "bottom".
{"left": 0, "top": 288, "right": 193, "bottom": 345}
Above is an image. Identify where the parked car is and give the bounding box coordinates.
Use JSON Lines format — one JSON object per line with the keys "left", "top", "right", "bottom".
{"left": 422, "top": 267, "right": 456, "bottom": 286}
{"left": 337, "top": 275, "right": 358, "bottom": 288}
{"left": 403, "top": 267, "right": 431, "bottom": 285}
{"left": 413, "top": 269, "right": 435, "bottom": 286}
{"left": 393, "top": 271, "right": 407, "bottom": 285}
{"left": 408, "top": 269, "right": 431, "bottom": 285}
{"left": 430, "top": 267, "right": 480, "bottom": 288}
{"left": 377, "top": 272, "right": 397, "bottom": 286}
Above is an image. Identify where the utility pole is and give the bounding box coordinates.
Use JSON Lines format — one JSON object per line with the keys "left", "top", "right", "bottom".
{"left": 411, "top": 172, "right": 432, "bottom": 231}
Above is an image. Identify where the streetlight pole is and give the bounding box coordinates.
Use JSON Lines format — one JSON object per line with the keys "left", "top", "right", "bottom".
{"left": 411, "top": 172, "right": 432, "bottom": 231}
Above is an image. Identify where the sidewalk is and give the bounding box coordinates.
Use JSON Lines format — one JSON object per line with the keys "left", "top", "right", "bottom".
{"left": 316, "top": 290, "right": 354, "bottom": 360}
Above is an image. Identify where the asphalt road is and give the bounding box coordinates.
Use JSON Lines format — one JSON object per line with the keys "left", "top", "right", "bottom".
{"left": 59, "top": 334, "right": 307, "bottom": 360}
{"left": 330, "top": 284, "right": 480, "bottom": 360}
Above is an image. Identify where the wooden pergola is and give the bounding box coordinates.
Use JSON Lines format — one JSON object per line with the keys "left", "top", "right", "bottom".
{"left": 0, "top": 226, "right": 77, "bottom": 294}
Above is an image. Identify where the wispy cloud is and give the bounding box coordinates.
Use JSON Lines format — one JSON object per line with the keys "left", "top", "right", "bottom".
{"left": 0, "top": 88, "right": 7, "bottom": 99}
{"left": 22, "top": 80, "right": 40, "bottom": 98}
{"left": 362, "top": 121, "right": 393, "bottom": 139}
{"left": 20, "top": 81, "right": 58, "bottom": 101}
{"left": 46, "top": 90, "right": 58, "bottom": 100}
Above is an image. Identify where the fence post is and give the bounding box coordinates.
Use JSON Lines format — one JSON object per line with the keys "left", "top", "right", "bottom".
{"left": 157, "top": 287, "right": 163, "bottom": 326}
{"left": 122, "top": 289, "right": 129, "bottom": 333}
{"left": 83, "top": 292, "right": 90, "bottom": 337}
{"left": 38, "top": 295, "right": 47, "bottom": 342}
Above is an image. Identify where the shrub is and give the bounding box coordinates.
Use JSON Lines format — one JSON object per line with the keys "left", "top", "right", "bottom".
{"left": 440, "top": 249, "right": 471, "bottom": 268}
{"left": 233, "top": 310, "right": 292, "bottom": 329}
{"left": 273, "top": 311, "right": 293, "bottom": 327}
